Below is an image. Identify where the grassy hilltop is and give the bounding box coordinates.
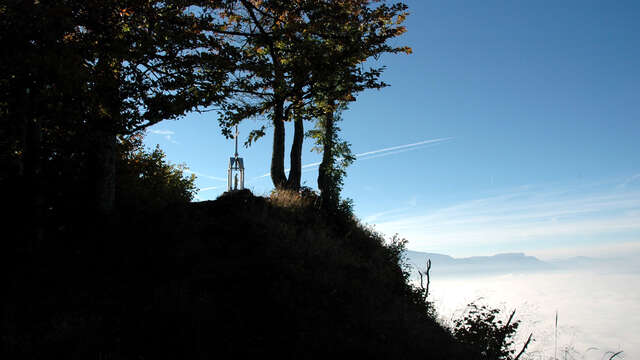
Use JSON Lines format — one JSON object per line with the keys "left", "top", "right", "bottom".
{"left": 3, "top": 188, "right": 480, "bottom": 359}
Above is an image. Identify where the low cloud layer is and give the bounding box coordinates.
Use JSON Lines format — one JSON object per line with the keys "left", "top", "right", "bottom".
{"left": 429, "top": 268, "right": 639, "bottom": 360}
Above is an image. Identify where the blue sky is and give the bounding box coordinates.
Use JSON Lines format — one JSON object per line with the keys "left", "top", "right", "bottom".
{"left": 146, "top": 0, "right": 640, "bottom": 259}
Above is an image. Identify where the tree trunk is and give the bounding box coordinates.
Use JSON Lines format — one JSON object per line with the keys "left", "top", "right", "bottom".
{"left": 318, "top": 111, "right": 336, "bottom": 208}
{"left": 285, "top": 111, "right": 304, "bottom": 190}
{"left": 92, "top": 57, "right": 120, "bottom": 214}
{"left": 270, "top": 99, "right": 287, "bottom": 188}
{"left": 21, "top": 88, "right": 44, "bottom": 247}
{"left": 92, "top": 131, "right": 117, "bottom": 214}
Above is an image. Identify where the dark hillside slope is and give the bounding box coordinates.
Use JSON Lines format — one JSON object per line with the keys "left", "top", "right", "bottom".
{"left": 3, "top": 190, "right": 478, "bottom": 359}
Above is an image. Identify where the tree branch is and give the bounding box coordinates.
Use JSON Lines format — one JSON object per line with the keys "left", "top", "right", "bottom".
{"left": 513, "top": 333, "right": 532, "bottom": 360}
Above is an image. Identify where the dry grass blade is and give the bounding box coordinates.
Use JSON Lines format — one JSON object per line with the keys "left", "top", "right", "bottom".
{"left": 268, "top": 188, "right": 320, "bottom": 209}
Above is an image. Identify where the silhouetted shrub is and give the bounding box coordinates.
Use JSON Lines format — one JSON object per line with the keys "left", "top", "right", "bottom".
{"left": 116, "top": 132, "right": 196, "bottom": 212}
{"left": 453, "top": 302, "right": 532, "bottom": 360}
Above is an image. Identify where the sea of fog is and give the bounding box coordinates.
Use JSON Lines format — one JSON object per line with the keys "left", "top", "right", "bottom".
{"left": 424, "top": 270, "right": 639, "bottom": 359}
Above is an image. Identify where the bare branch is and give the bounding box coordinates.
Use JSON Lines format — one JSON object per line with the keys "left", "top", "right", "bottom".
{"left": 419, "top": 258, "right": 431, "bottom": 302}
{"left": 505, "top": 309, "right": 516, "bottom": 328}
{"left": 607, "top": 351, "right": 624, "bottom": 360}
{"left": 513, "top": 333, "right": 533, "bottom": 360}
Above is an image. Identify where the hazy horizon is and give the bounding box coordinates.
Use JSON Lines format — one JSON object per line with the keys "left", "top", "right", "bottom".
{"left": 403, "top": 244, "right": 640, "bottom": 262}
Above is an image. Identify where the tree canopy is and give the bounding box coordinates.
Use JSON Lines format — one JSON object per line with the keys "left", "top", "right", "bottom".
{"left": 1, "top": 0, "right": 233, "bottom": 213}
{"left": 1, "top": 0, "right": 411, "bottom": 223}
{"left": 206, "top": 0, "right": 411, "bottom": 191}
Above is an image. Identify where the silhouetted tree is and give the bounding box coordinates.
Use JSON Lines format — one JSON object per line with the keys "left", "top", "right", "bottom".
{"left": 307, "top": 105, "right": 354, "bottom": 211}
{"left": 1, "top": 1, "right": 232, "bottom": 216}
{"left": 69, "top": 0, "right": 231, "bottom": 212}
{"left": 209, "top": 0, "right": 410, "bottom": 191}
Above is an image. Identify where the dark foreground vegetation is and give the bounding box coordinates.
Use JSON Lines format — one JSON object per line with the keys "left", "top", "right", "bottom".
{"left": 3, "top": 185, "right": 479, "bottom": 359}
{"left": 1, "top": 128, "right": 531, "bottom": 358}
{"left": 2, "top": 1, "right": 532, "bottom": 358}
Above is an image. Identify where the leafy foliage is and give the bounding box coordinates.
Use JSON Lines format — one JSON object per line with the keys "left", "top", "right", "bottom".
{"left": 0, "top": 0, "right": 232, "bottom": 212}
{"left": 116, "top": 133, "right": 197, "bottom": 211}
{"left": 453, "top": 302, "right": 532, "bottom": 360}
{"left": 308, "top": 106, "right": 355, "bottom": 210}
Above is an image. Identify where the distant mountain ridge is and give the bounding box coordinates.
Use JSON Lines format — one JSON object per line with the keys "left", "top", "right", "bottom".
{"left": 403, "top": 250, "right": 551, "bottom": 277}
{"left": 403, "top": 250, "right": 639, "bottom": 277}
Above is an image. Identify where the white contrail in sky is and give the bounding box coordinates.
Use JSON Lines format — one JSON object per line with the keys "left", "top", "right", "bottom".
{"left": 355, "top": 137, "right": 452, "bottom": 158}
{"left": 149, "top": 129, "right": 179, "bottom": 144}
{"left": 184, "top": 170, "right": 227, "bottom": 182}
{"left": 199, "top": 186, "right": 222, "bottom": 192}
{"left": 149, "top": 129, "right": 175, "bottom": 135}
{"left": 251, "top": 137, "right": 452, "bottom": 180}
{"left": 358, "top": 143, "right": 441, "bottom": 161}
